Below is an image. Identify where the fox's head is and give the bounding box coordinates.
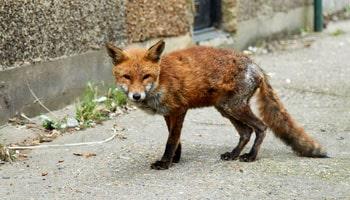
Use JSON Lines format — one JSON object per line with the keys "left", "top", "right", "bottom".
{"left": 106, "top": 40, "right": 165, "bottom": 102}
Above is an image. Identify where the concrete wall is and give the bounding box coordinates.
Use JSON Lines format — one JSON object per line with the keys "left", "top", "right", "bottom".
{"left": 0, "top": 0, "right": 127, "bottom": 70}
{"left": 232, "top": 0, "right": 313, "bottom": 49}
{"left": 0, "top": 50, "right": 114, "bottom": 123}
{"left": 0, "top": 0, "right": 193, "bottom": 124}
{"left": 238, "top": 0, "right": 312, "bottom": 22}
{"left": 323, "top": 0, "right": 350, "bottom": 14}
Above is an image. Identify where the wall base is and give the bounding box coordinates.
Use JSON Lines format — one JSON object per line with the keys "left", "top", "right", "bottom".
{"left": 0, "top": 34, "right": 192, "bottom": 125}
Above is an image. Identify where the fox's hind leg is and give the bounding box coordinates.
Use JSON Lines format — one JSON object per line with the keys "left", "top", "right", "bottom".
{"left": 217, "top": 103, "right": 267, "bottom": 162}
{"left": 233, "top": 105, "right": 267, "bottom": 162}
{"left": 216, "top": 106, "right": 253, "bottom": 160}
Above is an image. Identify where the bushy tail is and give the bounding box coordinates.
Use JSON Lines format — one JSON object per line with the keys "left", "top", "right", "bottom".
{"left": 257, "top": 74, "right": 327, "bottom": 157}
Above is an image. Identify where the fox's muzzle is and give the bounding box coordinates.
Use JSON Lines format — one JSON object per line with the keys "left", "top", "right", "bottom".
{"left": 128, "top": 91, "right": 146, "bottom": 101}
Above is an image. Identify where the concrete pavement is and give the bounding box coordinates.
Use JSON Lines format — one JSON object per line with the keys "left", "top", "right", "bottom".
{"left": 0, "top": 21, "right": 350, "bottom": 199}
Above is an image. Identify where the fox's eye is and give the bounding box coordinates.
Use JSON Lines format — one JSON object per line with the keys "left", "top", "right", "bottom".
{"left": 123, "top": 75, "right": 131, "bottom": 80}
{"left": 143, "top": 74, "right": 151, "bottom": 80}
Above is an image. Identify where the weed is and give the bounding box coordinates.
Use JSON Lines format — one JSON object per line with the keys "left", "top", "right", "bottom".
{"left": 105, "top": 87, "right": 127, "bottom": 112}
{"left": 40, "top": 115, "right": 67, "bottom": 130}
{"left": 331, "top": 29, "right": 345, "bottom": 36}
{"left": 299, "top": 27, "right": 312, "bottom": 36}
{"left": 75, "top": 83, "right": 127, "bottom": 128}
{"left": 76, "top": 83, "right": 107, "bottom": 127}
{"left": 1, "top": 83, "right": 128, "bottom": 163}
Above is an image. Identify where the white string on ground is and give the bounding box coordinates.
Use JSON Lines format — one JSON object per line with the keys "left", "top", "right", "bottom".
{"left": 7, "top": 128, "right": 121, "bottom": 150}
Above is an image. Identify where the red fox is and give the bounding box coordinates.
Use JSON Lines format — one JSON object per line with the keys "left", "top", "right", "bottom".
{"left": 106, "top": 40, "right": 328, "bottom": 170}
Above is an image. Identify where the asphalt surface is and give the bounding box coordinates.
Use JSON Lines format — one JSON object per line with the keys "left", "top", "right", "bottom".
{"left": 1, "top": 21, "right": 350, "bottom": 199}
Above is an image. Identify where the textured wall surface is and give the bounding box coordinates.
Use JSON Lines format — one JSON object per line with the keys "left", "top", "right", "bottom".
{"left": 323, "top": 0, "right": 350, "bottom": 13}
{"left": 0, "top": 0, "right": 193, "bottom": 70}
{"left": 0, "top": 0, "right": 127, "bottom": 70}
{"left": 221, "top": 0, "right": 239, "bottom": 32}
{"left": 125, "top": 0, "right": 192, "bottom": 42}
{"left": 238, "top": 0, "right": 312, "bottom": 21}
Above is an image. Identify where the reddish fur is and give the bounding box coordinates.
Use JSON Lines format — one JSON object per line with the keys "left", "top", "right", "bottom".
{"left": 258, "top": 75, "right": 327, "bottom": 157}
{"left": 158, "top": 46, "right": 250, "bottom": 113}
{"left": 106, "top": 41, "right": 327, "bottom": 169}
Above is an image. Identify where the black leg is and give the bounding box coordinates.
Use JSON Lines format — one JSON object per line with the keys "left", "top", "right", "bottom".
{"left": 151, "top": 112, "right": 187, "bottom": 170}
{"left": 216, "top": 107, "right": 253, "bottom": 161}
{"left": 173, "top": 143, "right": 181, "bottom": 163}
{"left": 222, "top": 119, "right": 253, "bottom": 161}
{"left": 217, "top": 104, "right": 267, "bottom": 162}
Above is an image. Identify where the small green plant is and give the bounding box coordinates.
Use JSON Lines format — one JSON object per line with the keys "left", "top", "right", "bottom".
{"left": 105, "top": 87, "right": 127, "bottom": 111}
{"left": 76, "top": 83, "right": 107, "bottom": 127}
{"left": 299, "top": 27, "right": 311, "bottom": 36}
{"left": 331, "top": 29, "right": 345, "bottom": 36}
{"left": 40, "top": 115, "right": 66, "bottom": 130}
{"left": 75, "top": 83, "right": 127, "bottom": 128}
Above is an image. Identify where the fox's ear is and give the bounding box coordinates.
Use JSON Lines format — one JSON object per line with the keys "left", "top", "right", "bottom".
{"left": 145, "top": 40, "right": 165, "bottom": 62}
{"left": 106, "top": 42, "right": 127, "bottom": 65}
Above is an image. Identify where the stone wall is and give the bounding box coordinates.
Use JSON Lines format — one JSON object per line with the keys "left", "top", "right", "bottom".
{"left": 0, "top": 0, "right": 192, "bottom": 70}
{"left": 221, "top": 0, "right": 239, "bottom": 32}
{"left": 0, "top": 0, "right": 127, "bottom": 70}
{"left": 125, "top": 0, "right": 192, "bottom": 42}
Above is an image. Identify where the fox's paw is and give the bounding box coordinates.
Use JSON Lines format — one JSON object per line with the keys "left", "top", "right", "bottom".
{"left": 220, "top": 152, "right": 239, "bottom": 161}
{"left": 150, "top": 160, "right": 171, "bottom": 170}
{"left": 172, "top": 155, "right": 181, "bottom": 163}
{"left": 239, "top": 153, "right": 257, "bottom": 162}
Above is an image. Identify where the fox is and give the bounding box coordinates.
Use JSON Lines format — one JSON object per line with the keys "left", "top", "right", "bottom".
{"left": 106, "top": 40, "right": 328, "bottom": 170}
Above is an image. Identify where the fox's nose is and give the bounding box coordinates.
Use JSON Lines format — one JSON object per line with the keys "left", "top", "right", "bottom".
{"left": 132, "top": 93, "right": 141, "bottom": 101}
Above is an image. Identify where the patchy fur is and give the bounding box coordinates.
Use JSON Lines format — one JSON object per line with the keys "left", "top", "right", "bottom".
{"left": 106, "top": 41, "right": 327, "bottom": 170}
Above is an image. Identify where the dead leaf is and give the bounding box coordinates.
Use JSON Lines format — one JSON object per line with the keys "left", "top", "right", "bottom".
{"left": 25, "top": 123, "right": 39, "bottom": 129}
{"left": 50, "top": 130, "right": 61, "bottom": 136}
{"left": 39, "top": 137, "right": 54, "bottom": 143}
{"left": 58, "top": 160, "right": 64, "bottom": 163}
{"left": 73, "top": 152, "right": 97, "bottom": 158}
{"left": 41, "top": 172, "right": 48, "bottom": 176}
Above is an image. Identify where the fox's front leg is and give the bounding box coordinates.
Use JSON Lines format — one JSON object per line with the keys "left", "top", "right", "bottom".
{"left": 151, "top": 111, "right": 187, "bottom": 170}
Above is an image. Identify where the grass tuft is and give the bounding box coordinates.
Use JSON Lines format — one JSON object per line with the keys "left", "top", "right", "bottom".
{"left": 75, "top": 83, "right": 127, "bottom": 128}
{"left": 331, "top": 29, "right": 345, "bottom": 36}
